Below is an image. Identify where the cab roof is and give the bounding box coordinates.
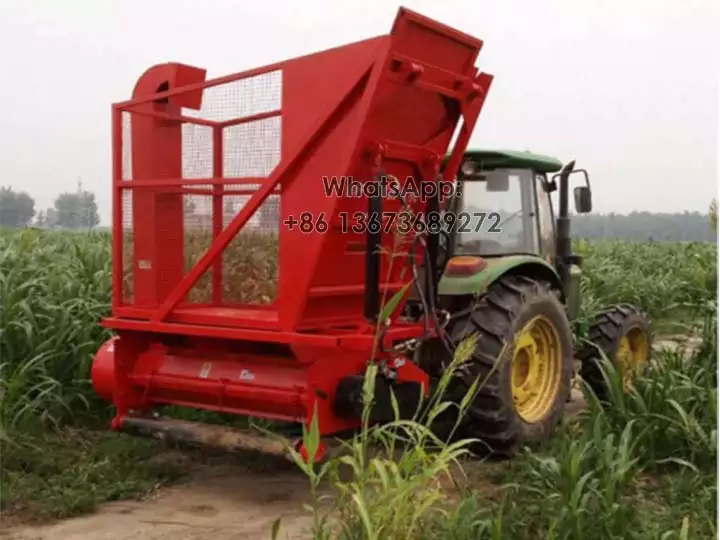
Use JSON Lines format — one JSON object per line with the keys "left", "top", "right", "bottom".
{"left": 459, "top": 149, "right": 564, "bottom": 174}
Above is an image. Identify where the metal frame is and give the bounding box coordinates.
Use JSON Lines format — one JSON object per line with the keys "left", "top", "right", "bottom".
{"left": 95, "top": 7, "right": 494, "bottom": 439}
{"left": 515, "top": 168, "right": 540, "bottom": 253}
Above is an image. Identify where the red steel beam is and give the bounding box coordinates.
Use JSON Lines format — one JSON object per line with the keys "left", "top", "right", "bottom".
{"left": 218, "top": 109, "right": 281, "bottom": 129}
{"left": 119, "top": 177, "right": 268, "bottom": 188}
{"left": 211, "top": 126, "right": 224, "bottom": 305}
{"left": 104, "top": 316, "right": 424, "bottom": 349}
{"left": 111, "top": 106, "right": 124, "bottom": 309}
{"left": 123, "top": 105, "right": 280, "bottom": 129}
{"left": 124, "top": 107, "right": 220, "bottom": 128}
{"left": 442, "top": 72, "right": 494, "bottom": 183}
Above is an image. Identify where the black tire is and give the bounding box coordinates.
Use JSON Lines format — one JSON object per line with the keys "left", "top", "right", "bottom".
{"left": 576, "top": 303, "right": 652, "bottom": 403}
{"left": 431, "top": 274, "right": 574, "bottom": 457}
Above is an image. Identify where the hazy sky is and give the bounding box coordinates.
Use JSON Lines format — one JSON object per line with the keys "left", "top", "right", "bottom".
{"left": 1, "top": 0, "right": 718, "bottom": 224}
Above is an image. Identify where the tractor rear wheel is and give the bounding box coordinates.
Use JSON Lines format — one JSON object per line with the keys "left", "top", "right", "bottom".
{"left": 576, "top": 304, "right": 652, "bottom": 402}
{"left": 433, "top": 274, "right": 573, "bottom": 457}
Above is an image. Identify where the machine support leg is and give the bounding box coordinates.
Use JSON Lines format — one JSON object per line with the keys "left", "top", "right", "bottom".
{"left": 364, "top": 173, "right": 382, "bottom": 322}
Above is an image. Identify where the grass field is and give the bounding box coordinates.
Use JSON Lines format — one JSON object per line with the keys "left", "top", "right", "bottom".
{"left": 0, "top": 229, "right": 717, "bottom": 538}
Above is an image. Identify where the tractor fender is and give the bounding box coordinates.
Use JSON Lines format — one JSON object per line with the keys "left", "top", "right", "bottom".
{"left": 437, "top": 255, "right": 565, "bottom": 300}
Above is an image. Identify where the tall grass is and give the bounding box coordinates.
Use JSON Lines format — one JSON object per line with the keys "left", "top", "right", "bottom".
{"left": 575, "top": 239, "right": 716, "bottom": 331}
{"left": 1, "top": 228, "right": 717, "bottom": 535}
{"left": 0, "top": 229, "right": 113, "bottom": 441}
{"left": 2, "top": 231, "right": 714, "bottom": 441}
{"left": 581, "top": 317, "right": 717, "bottom": 471}
{"left": 285, "top": 302, "right": 718, "bottom": 539}
{"left": 277, "top": 337, "right": 482, "bottom": 540}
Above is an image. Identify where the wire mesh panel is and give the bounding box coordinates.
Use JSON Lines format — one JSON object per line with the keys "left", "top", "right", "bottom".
{"left": 120, "top": 110, "right": 133, "bottom": 304}
{"left": 121, "top": 190, "right": 133, "bottom": 303}
{"left": 221, "top": 113, "right": 281, "bottom": 304}
{"left": 183, "top": 193, "right": 213, "bottom": 303}
{"left": 181, "top": 124, "right": 213, "bottom": 179}
{"left": 223, "top": 116, "right": 281, "bottom": 178}
{"left": 121, "top": 112, "right": 133, "bottom": 181}
{"left": 223, "top": 185, "right": 280, "bottom": 305}
{"left": 117, "top": 68, "right": 282, "bottom": 310}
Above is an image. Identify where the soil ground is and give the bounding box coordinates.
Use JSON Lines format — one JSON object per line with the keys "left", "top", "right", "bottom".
{"left": 1, "top": 462, "right": 312, "bottom": 540}
{"left": 1, "top": 337, "right": 700, "bottom": 540}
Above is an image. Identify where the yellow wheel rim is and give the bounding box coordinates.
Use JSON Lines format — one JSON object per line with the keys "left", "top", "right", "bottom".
{"left": 617, "top": 326, "right": 649, "bottom": 391}
{"left": 511, "top": 315, "right": 563, "bottom": 423}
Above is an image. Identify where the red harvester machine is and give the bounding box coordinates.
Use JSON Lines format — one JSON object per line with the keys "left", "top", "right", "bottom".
{"left": 92, "top": 7, "right": 493, "bottom": 461}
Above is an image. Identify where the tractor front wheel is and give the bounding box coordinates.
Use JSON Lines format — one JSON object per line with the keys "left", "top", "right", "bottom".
{"left": 436, "top": 274, "right": 574, "bottom": 457}
{"left": 576, "top": 304, "right": 652, "bottom": 402}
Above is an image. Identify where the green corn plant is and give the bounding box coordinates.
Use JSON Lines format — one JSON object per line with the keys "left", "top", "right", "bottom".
{"left": 280, "top": 334, "right": 484, "bottom": 540}
{"left": 1, "top": 228, "right": 717, "bottom": 537}
{"left": 579, "top": 303, "right": 717, "bottom": 472}
{"left": 0, "top": 230, "right": 113, "bottom": 442}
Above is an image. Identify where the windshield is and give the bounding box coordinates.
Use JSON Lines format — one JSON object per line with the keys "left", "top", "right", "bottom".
{"left": 453, "top": 169, "right": 539, "bottom": 255}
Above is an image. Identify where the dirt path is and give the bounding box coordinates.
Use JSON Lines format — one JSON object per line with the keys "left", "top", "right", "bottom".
{"left": 2, "top": 462, "right": 313, "bottom": 540}
{"left": 2, "top": 336, "right": 701, "bottom": 540}
{"left": 0, "top": 391, "right": 592, "bottom": 540}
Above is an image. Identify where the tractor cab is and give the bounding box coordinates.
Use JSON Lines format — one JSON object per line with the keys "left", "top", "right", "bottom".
{"left": 432, "top": 149, "right": 594, "bottom": 322}
{"left": 446, "top": 149, "right": 592, "bottom": 263}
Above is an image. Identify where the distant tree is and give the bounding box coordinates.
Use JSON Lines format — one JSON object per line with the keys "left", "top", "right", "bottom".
{"left": 53, "top": 183, "right": 100, "bottom": 228}
{"left": 35, "top": 210, "right": 46, "bottom": 227}
{"left": 0, "top": 186, "right": 35, "bottom": 228}
{"left": 572, "top": 211, "right": 717, "bottom": 242}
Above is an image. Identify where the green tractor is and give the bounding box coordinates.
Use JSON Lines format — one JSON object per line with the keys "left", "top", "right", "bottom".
{"left": 411, "top": 149, "right": 652, "bottom": 456}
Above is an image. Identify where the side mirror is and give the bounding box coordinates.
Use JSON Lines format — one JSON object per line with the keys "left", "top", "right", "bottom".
{"left": 485, "top": 171, "right": 510, "bottom": 192}
{"left": 574, "top": 186, "right": 592, "bottom": 213}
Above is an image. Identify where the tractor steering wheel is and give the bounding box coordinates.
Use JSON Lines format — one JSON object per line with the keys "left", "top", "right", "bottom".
{"left": 459, "top": 238, "right": 504, "bottom": 254}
